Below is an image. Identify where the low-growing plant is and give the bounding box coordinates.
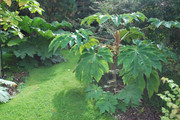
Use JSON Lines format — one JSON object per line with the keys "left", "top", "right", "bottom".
{"left": 0, "top": 79, "right": 17, "bottom": 103}
{"left": 158, "top": 77, "right": 180, "bottom": 120}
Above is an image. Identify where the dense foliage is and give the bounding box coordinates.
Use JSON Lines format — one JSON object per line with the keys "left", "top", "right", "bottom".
{"left": 49, "top": 11, "right": 180, "bottom": 114}
{"left": 158, "top": 77, "right": 180, "bottom": 120}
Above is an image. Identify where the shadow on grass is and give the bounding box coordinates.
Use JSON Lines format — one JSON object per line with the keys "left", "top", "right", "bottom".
{"left": 52, "top": 88, "right": 103, "bottom": 120}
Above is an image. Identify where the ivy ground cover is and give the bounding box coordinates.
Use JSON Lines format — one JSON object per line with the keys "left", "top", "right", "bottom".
{"left": 0, "top": 50, "right": 114, "bottom": 120}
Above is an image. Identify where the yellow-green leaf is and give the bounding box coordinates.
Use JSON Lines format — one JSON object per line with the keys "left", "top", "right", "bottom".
{"left": 4, "top": 0, "right": 11, "bottom": 6}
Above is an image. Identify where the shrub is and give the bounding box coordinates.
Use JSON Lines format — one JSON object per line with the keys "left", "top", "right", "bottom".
{"left": 158, "top": 77, "right": 180, "bottom": 120}
{"left": 0, "top": 79, "right": 17, "bottom": 103}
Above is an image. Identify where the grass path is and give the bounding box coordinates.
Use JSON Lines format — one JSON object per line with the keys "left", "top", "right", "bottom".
{"left": 0, "top": 51, "right": 114, "bottom": 120}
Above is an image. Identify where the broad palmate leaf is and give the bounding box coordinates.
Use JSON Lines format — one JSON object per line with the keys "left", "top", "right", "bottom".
{"left": 118, "top": 40, "right": 167, "bottom": 78}
{"left": 75, "top": 47, "right": 113, "bottom": 84}
{"left": 116, "top": 85, "right": 142, "bottom": 106}
{"left": 118, "top": 40, "right": 167, "bottom": 97}
{"left": 85, "top": 84, "right": 103, "bottom": 100}
{"left": 81, "top": 12, "right": 147, "bottom": 27}
{"left": 96, "top": 92, "right": 118, "bottom": 114}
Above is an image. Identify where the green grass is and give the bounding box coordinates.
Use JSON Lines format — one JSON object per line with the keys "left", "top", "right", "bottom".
{"left": 0, "top": 50, "right": 114, "bottom": 120}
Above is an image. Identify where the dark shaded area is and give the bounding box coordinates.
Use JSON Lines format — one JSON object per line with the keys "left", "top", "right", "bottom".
{"left": 116, "top": 106, "right": 161, "bottom": 120}
{"left": 52, "top": 88, "right": 90, "bottom": 120}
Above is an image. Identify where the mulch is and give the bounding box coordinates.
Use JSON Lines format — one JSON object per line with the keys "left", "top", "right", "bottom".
{"left": 115, "top": 106, "right": 162, "bottom": 120}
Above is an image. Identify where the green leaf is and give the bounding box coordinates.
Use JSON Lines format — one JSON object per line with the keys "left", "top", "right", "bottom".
{"left": 118, "top": 40, "right": 166, "bottom": 95}
{"left": 97, "top": 47, "right": 113, "bottom": 63}
{"left": 18, "top": 0, "right": 29, "bottom": 7}
{"left": 85, "top": 84, "right": 103, "bottom": 100}
{"left": 60, "top": 20, "right": 72, "bottom": 29}
{"left": 99, "top": 15, "right": 110, "bottom": 25}
{"left": 147, "top": 70, "right": 160, "bottom": 98}
{"left": 133, "top": 12, "right": 147, "bottom": 22}
{"left": 116, "top": 102, "right": 128, "bottom": 112}
{"left": 96, "top": 92, "right": 118, "bottom": 114}
{"left": 120, "top": 27, "right": 145, "bottom": 42}
{"left": 163, "top": 21, "right": 171, "bottom": 28}
{"left": 7, "top": 37, "right": 27, "bottom": 46}
{"left": 81, "top": 13, "right": 100, "bottom": 26}
{"left": 111, "top": 15, "right": 121, "bottom": 27}
{"left": 75, "top": 49, "right": 111, "bottom": 84}
{"left": 49, "top": 34, "right": 71, "bottom": 53}
{"left": 117, "top": 85, "right": 142, "bottom": 105}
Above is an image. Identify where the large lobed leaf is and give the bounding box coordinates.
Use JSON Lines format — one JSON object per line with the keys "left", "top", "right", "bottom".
{"left": 85, "top": 84, "right": 103, "bottom": 100}
{"left": 118, "top": 40, "right": 167, "bottom": 97}
{"left": 49, "top": 28, "right": 98, "bottom": 54}
{"left": 96, "top": 92, "right": 118, "bottom": 114}
{"left": 75, "top": 47, "right": 113, "bottom": 84}
{"left": 81, "top": 12, "right": 147, "bottom": 27}
{"left": 119, "top": 27, "right": 145, "bottom": 42}
{"left": 116, "top": 85, "right": 142, "bottom": 106}
{"left": 148, "top": 18, "right": 180, "bottom": 28}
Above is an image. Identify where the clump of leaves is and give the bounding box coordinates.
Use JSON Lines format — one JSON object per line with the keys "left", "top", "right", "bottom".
{"left": 85, "top": 84, "right": 118, "bottom": 114}
{"left": 85, "top": 84, "right": 142, "bottom": 114}
{"left": 157, "top": 77, "right": 180, "bottom": 120}
{"left": 0, "top": 79, "right": 17, "bottom": 103}
{"left": 118, "top": 39, "right": 167, "bottom": 97}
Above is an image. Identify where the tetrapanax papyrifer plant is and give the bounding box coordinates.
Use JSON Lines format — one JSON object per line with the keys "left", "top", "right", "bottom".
{"left": 49, "top": 12, "right": 180, "bottom": 114}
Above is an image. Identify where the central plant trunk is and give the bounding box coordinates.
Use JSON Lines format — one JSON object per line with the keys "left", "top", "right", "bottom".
{"left": 112, "top": 30, "right": 120, "bottom": 84}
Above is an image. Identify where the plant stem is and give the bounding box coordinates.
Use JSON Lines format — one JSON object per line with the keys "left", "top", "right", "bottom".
{"left": 112, "top": 30, "right": 120, "bottom": 85}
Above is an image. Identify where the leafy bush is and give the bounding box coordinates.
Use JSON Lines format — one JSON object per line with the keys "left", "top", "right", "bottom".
{"left": 0, "top": 79, "right": 17, "bottom": 103}
{"left": 158, "top": 77, "right": 180, "bottom": 120}
{"left": 49, "top": 11, "right": 180, "bottom": 114}
{"left": 1, "top": 15, "right": 71, "bottom": 69}
{"left": 85, "top": 84, "right": 143, "bottom": 114}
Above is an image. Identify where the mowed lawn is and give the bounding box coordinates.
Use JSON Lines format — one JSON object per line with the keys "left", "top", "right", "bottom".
{"left": 0, "top": 51, "right": 114, "bottom": 120}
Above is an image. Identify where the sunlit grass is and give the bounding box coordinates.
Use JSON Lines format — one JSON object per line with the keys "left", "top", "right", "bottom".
{"left": 0, "top": 50, "right": 114, "bottom": 120}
